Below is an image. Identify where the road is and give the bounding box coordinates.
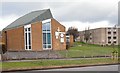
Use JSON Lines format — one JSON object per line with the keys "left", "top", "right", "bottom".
{"left": 41, "top": 65, "right": 118, "bottom": 71}
{"left": 2, "top": 65, "right": 119, "bottom": 73}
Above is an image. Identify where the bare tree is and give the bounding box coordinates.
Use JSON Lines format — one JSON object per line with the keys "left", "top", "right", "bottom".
{"left": 84, "top": 27, "right": 91, "bottom": 43}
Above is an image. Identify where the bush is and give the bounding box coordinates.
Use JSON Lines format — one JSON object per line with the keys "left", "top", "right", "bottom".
{"left": 1, "top": 43, "right": 7, "bottom": 54}
{"left": 66, "top": 44, "right": 70, "bottom": 50}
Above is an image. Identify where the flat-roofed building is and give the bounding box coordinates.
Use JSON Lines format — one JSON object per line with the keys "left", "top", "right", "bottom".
{"left": 79, "top": 27, "right": 120, "bottom": 45}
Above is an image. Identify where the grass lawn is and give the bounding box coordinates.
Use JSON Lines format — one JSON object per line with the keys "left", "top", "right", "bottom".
{"left": 2, "top": 58, "right": 118, "bottom": 71}
{"left": 57, "top": 42, "right": 118, "bottom": 58}
{"left": 1, "top": 42, "right": 119, "bottom": 71}
{"left": 0, "top": 62, "right": 2, "bottom": 70}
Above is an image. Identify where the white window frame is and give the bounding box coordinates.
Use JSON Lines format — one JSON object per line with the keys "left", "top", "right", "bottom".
{"left": 24, "top": 24, "right": 32, "bottom": 50}
{"left": 42, "top": 19, "right": 52, "bottom": 50}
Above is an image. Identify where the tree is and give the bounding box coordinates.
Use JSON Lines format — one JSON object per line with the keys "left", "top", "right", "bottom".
{"left": 67, "top": 27, "right": 79, "bottom": 41}
{"left": 84, "top": 27, "right": 91, "bottom": 43}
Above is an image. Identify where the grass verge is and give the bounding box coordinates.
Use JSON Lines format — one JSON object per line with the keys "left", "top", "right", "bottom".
{"left": 2, "top": 58, "right": 118, "bottom": 71}
{"left": 57, "top": 42, "right": 118, "bottom": 58}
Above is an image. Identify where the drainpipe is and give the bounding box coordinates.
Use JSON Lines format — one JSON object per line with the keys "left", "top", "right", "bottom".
{"left": 5, "top": 31, "right": 7, "bottom": 53}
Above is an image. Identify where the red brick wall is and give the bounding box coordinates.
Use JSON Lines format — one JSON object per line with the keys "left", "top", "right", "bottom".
{"left": 31, "top": 22, "right": 42, "bottom": 51}
{"left": 69, "top": 35, "right": 74, "bottom": 47}
{"left": 2, "top": 18, "right": 66, "bottom": 51}
{"left": 6, "top": 27, "right": 25, "bottom": 51}
{"left": 2, "top": 31, "right": 6, "bottom": 45}
{"left": 0, "top": 36, "right": 1, "bottom": 44}
{"left": 31, "top": 19, "right": 66, "bottom": 51}
{"left": 51, "top": 19, "right": 66, "bottom": 50}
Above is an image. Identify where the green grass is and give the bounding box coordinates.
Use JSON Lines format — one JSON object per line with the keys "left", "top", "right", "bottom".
{"left": 2, "top": 42, "right": 119, "bottom": 71}
{"left": 2, "top": 58, "right": 118, "bottom": 70}
{"left": 57, "top": 42, "right": 118, "bottom": 58}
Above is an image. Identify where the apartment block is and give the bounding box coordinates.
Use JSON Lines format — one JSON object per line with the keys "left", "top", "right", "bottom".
{"left": 79, "top": 27, "right": 120, "bottom": 45}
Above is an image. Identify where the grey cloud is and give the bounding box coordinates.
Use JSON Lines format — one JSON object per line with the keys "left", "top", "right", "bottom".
{"left": 2, "top": 2, "right": 47, "bottom": 16}
{"left": 2, "top": 2, "right": 118, "bottom": 24}
{"left": 53, "top": 2, "right": 117, "bottom": 23}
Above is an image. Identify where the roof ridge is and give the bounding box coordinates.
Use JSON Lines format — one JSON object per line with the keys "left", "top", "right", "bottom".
{"left": 3, "top": 9, "right": 52, "bottom": 31}
{"left": 29, "top": 9, "right": 50, "bottom": 24}
{"left": 31, "top": 9, "right": 50, "bottom": 12}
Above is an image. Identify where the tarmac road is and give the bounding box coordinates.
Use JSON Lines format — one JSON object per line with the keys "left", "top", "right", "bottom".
{"left": 41, "top": 65, "right": 118, "bottom": 71}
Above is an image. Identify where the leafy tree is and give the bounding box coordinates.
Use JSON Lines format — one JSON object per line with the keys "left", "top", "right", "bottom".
{"left": 67, "top": 27, "right": 79, "bottom": 41}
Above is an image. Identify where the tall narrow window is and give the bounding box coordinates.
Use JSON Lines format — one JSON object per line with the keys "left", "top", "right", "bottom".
{"left": 42, "top": 19, "right": 52, "bottom": 50}
{"left": 24, "top": 24, "right": 32, "bottom": 50}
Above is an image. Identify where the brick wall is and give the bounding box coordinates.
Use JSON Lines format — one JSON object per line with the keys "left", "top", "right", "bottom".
{"left": 2, "top": 31, "right": 7, "bottom": 53}
{"left": 2, "top": 18, "right": 66, "bottom": 52}
{"left": 31, "top": 19, "right": 66, "bottom": 51}
{"left": 6, "top": 27, "right": 25, "bottom": 51}
{"left": 69, "top": 35, "right": 74, "bottom": 46}
{"left": 31, "top": 22, "right": 43, "bottom": 51}
{"left": 51, "top": 19, "right": 66, "bottom": 50}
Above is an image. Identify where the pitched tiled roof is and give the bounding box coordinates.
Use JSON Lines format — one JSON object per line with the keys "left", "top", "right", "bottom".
{"left": 3, "top": 9, "right": 53, "bottom": 31}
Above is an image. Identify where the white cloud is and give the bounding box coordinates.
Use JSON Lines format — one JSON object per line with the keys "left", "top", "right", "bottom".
{"left": 61, "top": 21, "right": 113, "bottom": 31}
{"left": 2, "top": 1, "right": 118, "bottom": 23}
{"left": 1, "top": 0, "right": 119, "bottom": 3}
{"left": 0, "top": 14, "right": 19, "bottom": 30}
{"left": 0, "top": 14, "right": 113, "bottom": 31}
{"left": 0, "top": 0, "right": 119, "bottom": 31}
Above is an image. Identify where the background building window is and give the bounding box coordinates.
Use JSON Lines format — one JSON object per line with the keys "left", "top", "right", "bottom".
{"left": 108, "top": 32, "right": 111, "bottom": 34}
{"left": 113, "top": 32, "right": 116, "bottom": 35}
{"left": 108, "top": 37, "right": 111, "bottom": 39}
{"left": 108, "top": 41, "right": 111, "bottom": 44}
{"left": 108, "top": 28, "right": 111, "bottom": 29}
{"left": 113, "top": 36, "right": 116, "bottom": 39}
{"left": 113, "top": 41, "right": 116, "bottom": 44}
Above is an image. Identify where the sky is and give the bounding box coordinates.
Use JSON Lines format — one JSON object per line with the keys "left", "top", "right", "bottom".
{"left": 0, "top": 0, "right": 119, "bottom": 31}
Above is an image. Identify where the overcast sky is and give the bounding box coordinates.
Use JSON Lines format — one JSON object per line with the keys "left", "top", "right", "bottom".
{"left": 0, "top": 0, "right": 119, "bottom": 31}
